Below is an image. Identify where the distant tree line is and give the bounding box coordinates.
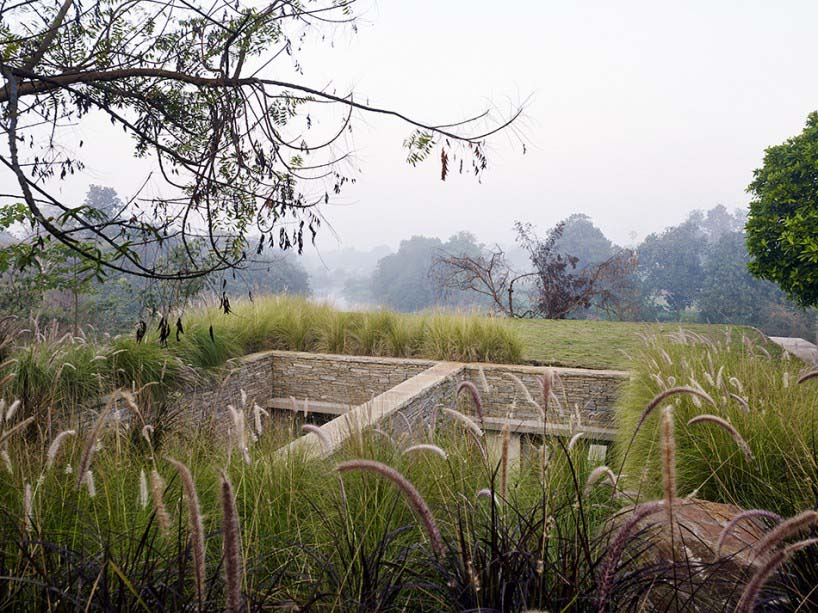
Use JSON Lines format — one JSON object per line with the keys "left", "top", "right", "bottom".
{"left": 3, "top": 184, "right": 813, "bottom": 341}
{"left": 344, "top": 206, "right": 814, "bottom": 340}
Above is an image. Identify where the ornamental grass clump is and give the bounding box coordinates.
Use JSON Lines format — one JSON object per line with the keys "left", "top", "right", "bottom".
{"left": 613, "top": 328, "right": 814, "bottom": 515}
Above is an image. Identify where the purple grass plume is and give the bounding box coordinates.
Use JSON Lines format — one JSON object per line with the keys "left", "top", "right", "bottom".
{"left": 335, "top": 459, "right": 445, "bottom": 558}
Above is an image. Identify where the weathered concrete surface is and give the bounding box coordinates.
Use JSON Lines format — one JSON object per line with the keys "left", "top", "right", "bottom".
{"left": 769, "top": 336, "right": 818, "bottom": 363}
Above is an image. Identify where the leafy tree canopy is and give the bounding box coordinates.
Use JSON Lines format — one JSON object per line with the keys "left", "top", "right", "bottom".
{"left": 553, "top": 213, "right": 616, "bottom": 267}
{"left": 0, "top": 0, "right": 520, "bottom": 281}
{"left": 746, "top": 111, "right": 818, "bottom": 307}
{"left": 637, "top": 215, "right": 706, "bottom": 315}
{"left": 372, "top": 233, "right": 484, "bottom": 312}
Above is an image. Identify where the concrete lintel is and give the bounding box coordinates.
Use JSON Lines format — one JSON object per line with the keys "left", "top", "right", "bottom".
{"left": 482, "top": 416, "right": 616, "bottom": 442}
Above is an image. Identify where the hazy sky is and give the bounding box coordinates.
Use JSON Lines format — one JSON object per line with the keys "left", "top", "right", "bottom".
{"left": 10, "top": 0, "right": 818, "bottom": 254}
{"left": 290, "top": 0, "right": 818, "bottom": 251}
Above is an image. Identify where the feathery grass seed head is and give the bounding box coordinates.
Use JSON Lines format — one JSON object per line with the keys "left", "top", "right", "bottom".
{"left": 46, "top": 429, "right": 75, "bottom": 471}
{"left": 220, "top": 470, "right": 243, "bottom": 613}
{"left": 335, "top": 459, "right": 444, "bottom": 558}
{"left": 687, "top": 414, "right": 753, "bottom": 460}
{"left": 150, "top": 469, "right": 171, "bottom": 536}
{"left": 169, "top": 458, "right": 206, "bottom": 608}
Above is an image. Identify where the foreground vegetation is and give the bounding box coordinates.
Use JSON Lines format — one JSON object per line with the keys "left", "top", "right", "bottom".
{"left": 0, "top": 395, "right": 613, "bottom": 610}
{"left": 616, "top": 326, "right": 818, "bottom": 517}
{"left": 2, "top": 322, "right": 818, "bottom": 610}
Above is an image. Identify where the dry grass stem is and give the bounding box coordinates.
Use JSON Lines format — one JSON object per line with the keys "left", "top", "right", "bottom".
{"left": 713, "top": 509, "right": 783, "bottom": 561}
{"left": 541, "top": 368, "right": 553, "bottom": 418}
{"left": 169, "top": 458, "right": 206, "bottom": 609}
{"left": 301, "top": 424, "right": 331, "bottom": 452}
{"left": 500, "top": 423, "right": 509, "bottom": 499}
{"left": 797, "top": 369, "right": 818, "bottom": 384}
{"left": 0, "top": 416, "right": 35, "bottom": 447}
{"left": 661, "top": 407, "right": 676, "bottom": 531}
{"left": 729, "top": 393, "right": 750, "bottom": 413}
{"left": 23, "top": 482, "right": 32, "bottom": 533}
{"left": 1, "top": 449, "right": 12, "bottom": 475}
{"left": 736, "top": 537, "right": 818, "bottom": 613}
{"left": 139, "top": 469, "right": 148, "bottom": 509}
{"left": 568, "top": 431, "right": 585, "bottom": 451}
{"left": 335, "top": 459, "right": 445, "bottom": 558}
{"left": 504, "top": 373, "right": 540, "bottom": 412}
{"left": 456, "top": 380, "right": 484, "bottom": 427}
{"left": 46, "top": 429, "right": 75, "bottom": 470}
{"left": 753, "top": 510, "right": 818, "bottom": 559}
{"left": 478, "top": 366, "right": 491, "bottom": 394}
{"left": 635, "top": 387, "right": 716, "bottom": 435}
{"left": 597, "top": 501, "right": 665, "bottom": 611}
{"left": 253, "top": 403, "right": 268, "bottom": 436}
{"left": 150, "top": 469, "right": 171, "bottom": 537}
{"left": 75, "top": 402, "right": 112, "bottom": 489}
{"left": 584, "top": 466, "right": 619, "bottom": 497}
{"left": 403, "top": 444, "right": 448, "bottom": 460}
{"left": 83, "top": 470, "right": 96, "bottom": 497}
{"left": 442, "top": 408, "right": 484, "bottom": 438}
{"left": 476, "top": 488, "right": 499, "bottom": 505}
{"left": 5, "top": 399, "right": 20, "bottom": 421}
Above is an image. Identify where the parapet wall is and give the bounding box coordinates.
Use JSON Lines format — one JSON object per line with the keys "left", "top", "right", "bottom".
{"left": 271, "top": 351, "right": 435, "bottom": 406}
{"left": 460, "top": 364, "right": 627, "bottom": 429}
{"left": 170, "top": 350, "right": 627, "bottom": 435}
{"left": 173, "top": 350, "right": 276, "bottom": 424}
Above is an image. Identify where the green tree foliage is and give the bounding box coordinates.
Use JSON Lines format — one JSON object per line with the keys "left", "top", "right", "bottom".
{"left": 746, "top": 112, "right": 818, "bottom": 307}
{"left": 699, "top": 230, "right": 816, "bottom": 338}
{"left": 0, "top": 202, "right": 100, "bottom": 322}
{"left": 637, "top": 214, "right": 707, "bottom": 317}
{"left": 372, "top": 233, "right": 485, "bottom": 312}
{"left": 554, "top": 213, "right": 616, "bottom": 267}
{"left": 699, "top": 231, "right": 779, "bottom": 325}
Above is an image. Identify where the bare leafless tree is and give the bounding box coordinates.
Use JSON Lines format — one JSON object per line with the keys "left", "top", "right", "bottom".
{"left": 0, "top": 0, "right": 522, "bottom": 280}
{"left": 434, "top": 221, "right": 637, "bottom": 319}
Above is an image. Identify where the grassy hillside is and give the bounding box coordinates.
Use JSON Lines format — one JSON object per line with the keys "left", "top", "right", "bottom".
{"left": 510, "top": 319, "right": 777, "bottom": 370}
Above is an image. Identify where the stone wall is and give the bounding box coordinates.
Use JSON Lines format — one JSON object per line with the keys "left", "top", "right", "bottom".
{"left": 169, "top": 349, "right": 627, "bottom": 435}
{"left": 459, "top": 364, "right": 628, "bottom": 428}
{"left": 174, "top": 350, "right": 276, "bottom": 424}
{"left": 271, "top": 351, "right": 435, "bottom": 406}
{"left": 390, "top": 369, "right": 460, "bottom": 437}
{"left": 172, "top": 350, "right": 437, "bottom": 423}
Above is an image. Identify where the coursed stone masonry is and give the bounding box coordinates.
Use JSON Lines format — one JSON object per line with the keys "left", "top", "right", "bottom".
{"left": 171, "top": 350, "right": 627, "bottom": 443}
